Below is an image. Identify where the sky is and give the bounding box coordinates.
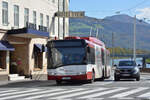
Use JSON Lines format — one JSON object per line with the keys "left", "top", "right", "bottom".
{"left": 69, "top": 0, "right": 150, "bottom": 20}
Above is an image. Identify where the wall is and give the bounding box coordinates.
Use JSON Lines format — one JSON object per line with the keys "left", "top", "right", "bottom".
{"left": 0, "top": 0, "right": 69, "bottom": 38}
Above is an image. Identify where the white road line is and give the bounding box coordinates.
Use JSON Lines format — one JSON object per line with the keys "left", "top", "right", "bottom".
{"left": 0, "top": 89, "right": 18, "bottom": 94}
{"left": 79, "top": 87, "right": 127, "bottom": 99}
{"left": 24, "top": 88, "right": 85, "bottom": 100}
{"left": 0, "top": 89, "right": 39, "bottom": 97}
{"left": 0, "top": 88, "right": 64, "bottom": 100}
{"left": 51, "top": 88, "right": 108, "bottom": 99}
{"left": 138, "top": 91, "right": 150, "bottom": 98}
{"left": 110, "top": 87, "right": 148, "bottom": 98}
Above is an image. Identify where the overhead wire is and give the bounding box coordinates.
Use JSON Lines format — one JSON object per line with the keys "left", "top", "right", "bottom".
{"left": 117, "top": 0, "right": 149, "bottom": 13}
{"left": 84, "top": 0, "right": 149, "bottom": 14}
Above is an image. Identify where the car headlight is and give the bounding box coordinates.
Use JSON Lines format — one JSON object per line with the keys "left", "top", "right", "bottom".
{"left": 133, "top": 67, "right": 139, "bottom": 74}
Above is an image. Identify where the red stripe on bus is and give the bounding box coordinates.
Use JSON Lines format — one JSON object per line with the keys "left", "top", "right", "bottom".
{"left": 48, "top": 72, "right": 92, "bottom": 80}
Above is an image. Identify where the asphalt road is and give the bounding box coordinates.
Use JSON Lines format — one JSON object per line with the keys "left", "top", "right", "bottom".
{"left": 0, "top": 73, "right": 150, "bottom": 100}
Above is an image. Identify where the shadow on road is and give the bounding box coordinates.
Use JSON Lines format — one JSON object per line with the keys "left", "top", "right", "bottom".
{"left": 0, "top": 80, "right": 91, "bottom": 88}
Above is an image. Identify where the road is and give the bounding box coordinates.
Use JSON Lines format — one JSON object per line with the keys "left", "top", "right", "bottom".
{"left": 0, "top": 73, "right": 150, "bottom": 100}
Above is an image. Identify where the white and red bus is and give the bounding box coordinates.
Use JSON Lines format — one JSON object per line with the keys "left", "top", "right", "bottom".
{"left": 47, "top": 36, "right": 111, "bottom": 84}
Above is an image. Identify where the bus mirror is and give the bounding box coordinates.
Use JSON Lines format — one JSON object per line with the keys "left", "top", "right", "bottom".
{"left": 87, "top": 47, "right": 90, "bottom": 53}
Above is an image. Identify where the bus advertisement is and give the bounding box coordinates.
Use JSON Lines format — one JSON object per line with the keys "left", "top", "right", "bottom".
{"left": 47, "top": 37, "right": 111, "bottom": 84}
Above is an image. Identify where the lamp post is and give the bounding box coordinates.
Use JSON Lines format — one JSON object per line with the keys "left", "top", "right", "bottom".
{"left": 133, "top": 15, "right": 136, "bottom": 61}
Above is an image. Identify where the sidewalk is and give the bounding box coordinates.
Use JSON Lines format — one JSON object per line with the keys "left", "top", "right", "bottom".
{"left": 0, "top": 79, "right": 56, "bottom": 87}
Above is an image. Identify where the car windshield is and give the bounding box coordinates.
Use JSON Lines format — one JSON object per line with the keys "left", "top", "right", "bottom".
{"left": 48, "top": 47, "right": 86, "bottom": 69}
{"left": 119, "top": 61, "right": 136, "bottom": 66}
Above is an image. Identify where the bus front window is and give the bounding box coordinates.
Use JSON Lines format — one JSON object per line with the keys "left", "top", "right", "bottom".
{"left": 49, "top": 47, "right": 86, "bottom": 68}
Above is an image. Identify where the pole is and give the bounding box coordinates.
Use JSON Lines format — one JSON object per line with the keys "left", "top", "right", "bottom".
{"left": 63, "top": 0, "right": 65, "bottom": 39}
{"left": 58, "top": 0, "right": 60, "bottom": 39}
{"left": 112, "top": 32, "right": 114, "bottom": 66}
{"left": 133, "top": 15, "right": 136, "bottom": 61}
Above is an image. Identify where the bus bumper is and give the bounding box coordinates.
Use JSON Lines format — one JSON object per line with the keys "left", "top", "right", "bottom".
{"left": 48, "top": 72, "right": 92, "bottom": 81}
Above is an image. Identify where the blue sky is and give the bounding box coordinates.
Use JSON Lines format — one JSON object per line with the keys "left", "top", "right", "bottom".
{"left": 69, "top": 0, "right": 150, "bottom": 19}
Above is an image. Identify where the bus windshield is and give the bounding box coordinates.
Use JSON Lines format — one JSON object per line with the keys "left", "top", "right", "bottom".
{"left": 48, "top": 47, "right": 86, "bottom": 69}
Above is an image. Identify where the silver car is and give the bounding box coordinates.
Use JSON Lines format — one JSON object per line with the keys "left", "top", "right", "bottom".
{"left": 114, "top": 60, "right": 140, "bottom": 81}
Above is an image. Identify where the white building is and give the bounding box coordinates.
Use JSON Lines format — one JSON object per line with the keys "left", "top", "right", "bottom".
{"left": 0, "top": 0, "right": 69, "bottom": 81}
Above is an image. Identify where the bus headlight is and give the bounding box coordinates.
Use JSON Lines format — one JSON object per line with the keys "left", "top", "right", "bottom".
{"left": 77, "top": 72, "right": 86, "bottom": 75}
{"left": 48, "top": 72, "right": 56, "bottom": 75}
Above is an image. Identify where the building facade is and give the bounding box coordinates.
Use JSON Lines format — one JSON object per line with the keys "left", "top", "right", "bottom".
{"left": 0, "top": 0, "right": 69, "bottom": 81}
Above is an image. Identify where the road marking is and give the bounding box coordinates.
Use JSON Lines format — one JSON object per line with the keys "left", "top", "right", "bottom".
{"left": 138, "top": 91, "right": 150, "bottom": 98}
{"left": 0, "top": 89, "right": 39, "bottom": 97}
{"left": 110, "top": 87, "right": 148, "bottom": 98}
{"left": 24, "top": 88, "right": 85, "bottom": 100}
{"left": 0, "top": 88, "right": 64, "bottom": 100}
{"left": 0, "top": 89, "right": 18, "bottom": 93}
{"left": 79, "top": 87, "right": 127, "bottom": 99}
{"left": 51, "top": 87, "right": 108, "bottom": 99}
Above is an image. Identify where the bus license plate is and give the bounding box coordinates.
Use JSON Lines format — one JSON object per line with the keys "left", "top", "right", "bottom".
{"left": 62, "top": 77, "right": 71, "bottom": 80}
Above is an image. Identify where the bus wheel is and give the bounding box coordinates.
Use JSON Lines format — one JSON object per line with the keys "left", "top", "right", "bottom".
{"left": 56, "top": 80, "right": 62, "bottom": 85}
{"left": 89, "top": 71, "right": 95, "bottom": 83}
{"left": 100, "top": 70, "right": 105, "bottom": 81}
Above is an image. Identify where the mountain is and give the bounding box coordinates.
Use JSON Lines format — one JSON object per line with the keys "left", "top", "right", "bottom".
{"left": 69, "top": 14, "right": 150, "bottom": 50}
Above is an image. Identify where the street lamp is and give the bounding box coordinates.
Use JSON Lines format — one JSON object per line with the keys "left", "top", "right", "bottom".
{"left": 133, "top": 15, "right": 136, "bottom": 61}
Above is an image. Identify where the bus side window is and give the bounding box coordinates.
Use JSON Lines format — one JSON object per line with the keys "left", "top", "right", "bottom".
{"left": 86, "top": 47, "right": 95, "bottom": 64}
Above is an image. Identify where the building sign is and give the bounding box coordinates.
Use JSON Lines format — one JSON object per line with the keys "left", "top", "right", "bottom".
{"left": 55, "top": 11, "right": 85, "bottom": 18}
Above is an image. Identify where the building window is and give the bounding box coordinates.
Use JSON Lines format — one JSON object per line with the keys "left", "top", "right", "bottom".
{"left": 52, "top": 17, "right": 55, "bottom": 35}
{"left": 34, "top": 44, "right": 44, "bottom": 70}
{"left": 14, "top": 5, "right": 19, "bottom": 28}
{"left": 34, "top": 52, "right": 43, "bottom": 70}
{"left": 33, "top": 11, "right": 36, "bottom": 25}
{"left": 2, "top": 1, "right": 8, "bottom": 26}
{"left": 40, "top": 13, "right": 43, "bottom": 26}
{"left": 46, "top": 15, "right": 49, "bottom": 31}
{"left": 24, "top": 8, "right": 29, "bottom": 27}
{"left": 0, "top": 51, "right": 6, "bottom": 70}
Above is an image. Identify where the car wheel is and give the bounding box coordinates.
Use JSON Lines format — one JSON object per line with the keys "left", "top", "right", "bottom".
{"left": 136, "top": 76, "right": 140, "bottom": 81}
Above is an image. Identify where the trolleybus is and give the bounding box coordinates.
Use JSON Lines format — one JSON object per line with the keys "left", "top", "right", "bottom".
{"left": 47, "top": 37, "right": 111, "bottom": 84}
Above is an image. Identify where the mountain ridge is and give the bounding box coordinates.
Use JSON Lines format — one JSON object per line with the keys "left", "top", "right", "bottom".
{"left": 69, "top": 14, "right": 150, "bottom": 50}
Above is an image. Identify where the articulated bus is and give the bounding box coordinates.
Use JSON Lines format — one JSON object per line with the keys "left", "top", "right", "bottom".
{"left": 47, "top": 37, "right": 111, "bottom": 84}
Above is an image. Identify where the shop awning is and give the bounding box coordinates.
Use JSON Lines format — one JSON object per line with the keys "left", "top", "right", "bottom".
{"left": 7, "top": 28, "right": 49, "bottom": 38}
{"left": 0, "top": 41, "right": 15, "bottom": 51}
{"left": 34, "top": 44, "right": 46, "bottom": 52}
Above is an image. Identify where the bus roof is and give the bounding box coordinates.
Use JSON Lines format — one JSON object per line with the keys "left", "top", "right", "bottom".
{"left": 65, "top": 36, "right": 105, "bottom": 47}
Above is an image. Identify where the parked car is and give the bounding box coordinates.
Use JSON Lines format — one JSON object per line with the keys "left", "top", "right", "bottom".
{"left": 114, "top": 60, "right": 140, "bottom": 81}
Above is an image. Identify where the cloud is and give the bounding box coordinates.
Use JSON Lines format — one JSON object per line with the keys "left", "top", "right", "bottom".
{"left": 136, "top": 7, "right": 150, "bottom": 19}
